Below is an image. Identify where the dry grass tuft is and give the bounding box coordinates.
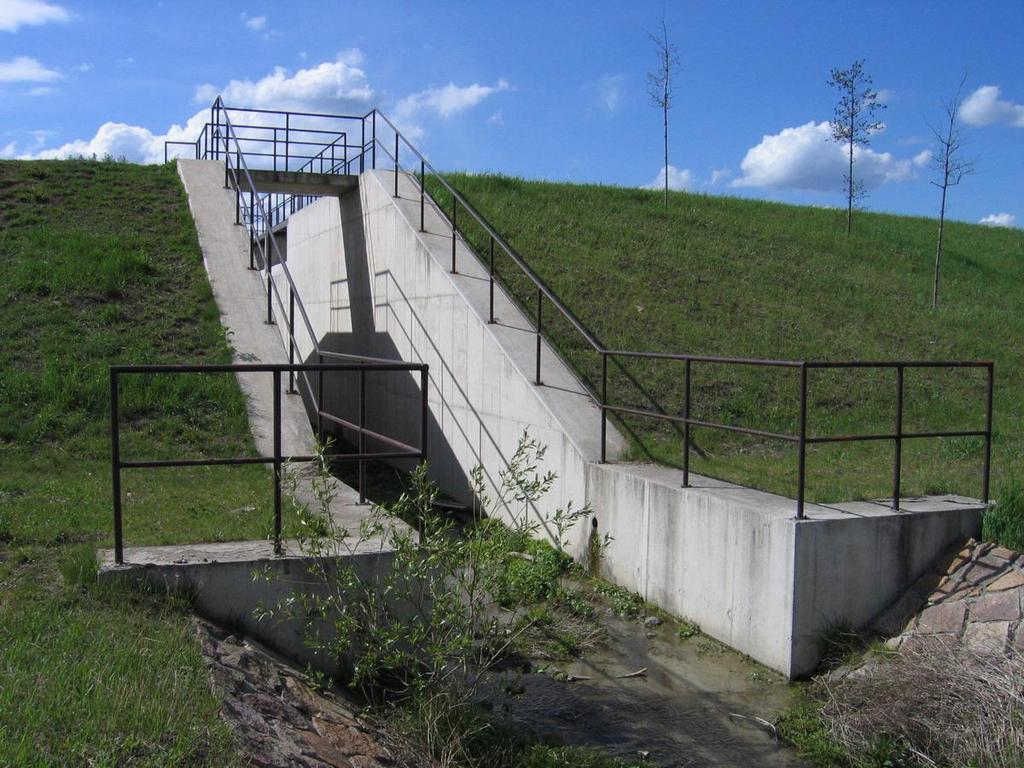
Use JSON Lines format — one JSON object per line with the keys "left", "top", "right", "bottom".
{"left": 823, "top": 638, "right": 1024, "bottom": 767}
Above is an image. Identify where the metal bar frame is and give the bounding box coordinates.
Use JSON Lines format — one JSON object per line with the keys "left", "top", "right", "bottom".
{"left": 109, "top": 360, "right": 429, "bottom": 565}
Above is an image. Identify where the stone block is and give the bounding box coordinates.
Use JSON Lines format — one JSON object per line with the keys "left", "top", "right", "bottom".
{"left": 989, "top": 570, "right": 1024, "bottom": 592}
{"left": 917, "top": 601, "right": 967, "bottom": 635}
{"left": 970, "top": 590, "right": 1021, "bottom": 623}
{"left": 963, "top": 621, "right": 1010, "bottom": 655}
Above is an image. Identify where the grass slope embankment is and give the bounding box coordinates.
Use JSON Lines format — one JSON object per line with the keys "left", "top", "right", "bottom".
{"left": 433, "top": 174, "right": 1023, "bottom": 503}
{"left": 0, "top": 159, "right": 283, "bottom": 765}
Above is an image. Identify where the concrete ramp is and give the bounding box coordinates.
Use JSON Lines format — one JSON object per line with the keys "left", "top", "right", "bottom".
{"left": 173, "top": 159, "right": 367, "bottom": 532}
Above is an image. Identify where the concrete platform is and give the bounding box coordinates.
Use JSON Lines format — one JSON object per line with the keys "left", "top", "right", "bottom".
{"left": 98, "top": 538, "right": 394, "bottom": 675}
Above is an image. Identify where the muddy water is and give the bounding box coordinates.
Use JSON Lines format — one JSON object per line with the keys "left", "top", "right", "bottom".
{"left": 485, "top": 607, "right": 804, "bottom": 767}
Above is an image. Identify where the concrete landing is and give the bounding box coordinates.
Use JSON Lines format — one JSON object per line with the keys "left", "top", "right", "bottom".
{"left": 176, "top": 159, "right": 369, "bottom": 533}
{"left": 244, "top": 169, "right": 359, "bottom": 196}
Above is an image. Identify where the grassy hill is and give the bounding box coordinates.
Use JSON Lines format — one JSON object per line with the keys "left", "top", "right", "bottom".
{"left": 0, "top": 159, "right": 277, "bottom": 764}
{"left": 433, "top": 174, "right": 1023, "bottom": 503}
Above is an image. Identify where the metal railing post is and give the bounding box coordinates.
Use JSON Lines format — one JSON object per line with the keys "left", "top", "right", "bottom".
{"left": 284, "top": 113, "right": 290, "bottom": 173}
{"left": 535, "top": 288, "right": 543, "bottom": 385}
{"left": 892, "top": 365, "right": 904, "bottom": 511}
{"left": 265, "top": 232, "right": 273, "bottom": 325}
{"left": 420, "top": 160, "right": 425, "bottom": 231}
{"left": 371, "top": 110, "right": 376, "bottom": 169}
{"left": 249, "top": 232, "right": 255, "bottom": 270}
{"left": 488, "top": 237, "right": 496, "bottom": 323}
{"left": 683, "top": 358, "right": 691, "bottom": 487}
{"left": 600, "top": 352, "right": 608, "bottom": 463}
{"left": 360, "top": 118, "right": 365, "bottom": 173}
{"left": 983, "top": 363, "right": 994, "bottom": 504}
{"left": 110, "top": 369, "right": 123, "bottom": 565}
{"left": 223, "top": 153, "right": 229, "bottom": 189}
{"left": 451, "top": 198, "right": 458, "bottom": 273}
{"left": 272, "top": 370, "right": 283, "bottom": 555}
{"left": 317, "top": 353, "right": 324, "bottom": 439}
{"left": 797, "top": 363, "right": 808, "bottom": 519}
{"left": 394, "top": 132, "right": 399, "bottom": 198}
{"left": 420, "top": 367, "right": 429, "bottom": 464}
{"left": 287, "top": 290, "right": 297, "bottom": 394}
{"left": 358, "top": 367, "right": 366, "bottom": 505}
{"left": 273, "top": 128, "right": 278, "bottom": 172}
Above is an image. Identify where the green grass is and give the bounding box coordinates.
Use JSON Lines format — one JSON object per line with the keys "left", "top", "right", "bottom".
{"left": 431, "top": 173, "right": 1023, "bottom": 504}
{"left": 0, "top": 158, "right": 283, "bottom": 764}
{"left": 983, "top": 481, "right": 1024, "bottom": 550}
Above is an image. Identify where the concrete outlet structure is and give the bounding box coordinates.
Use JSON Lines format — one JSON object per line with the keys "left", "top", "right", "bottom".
{"left": 104, "top": 159, "right": 986, "bottom": 679}
{"left": 264, "top": 166, "right": 985, "bottom": 678}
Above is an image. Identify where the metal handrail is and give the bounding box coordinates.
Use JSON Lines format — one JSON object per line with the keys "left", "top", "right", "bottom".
{"left": 165, "top": 99, "right": 995, "bottom": 520}
{"left": 110, "top": 361, "right": 429, "bottom": 564}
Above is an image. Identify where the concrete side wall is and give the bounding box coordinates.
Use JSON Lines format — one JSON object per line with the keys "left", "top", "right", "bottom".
{"left": 279, "top": 173, "right": 622, "bottom": 556}
{"left": 791, "top": 505, "right": 982, "bottom": 677}
{"left": 589, "top": 463, "right": 798, "bottom": 674}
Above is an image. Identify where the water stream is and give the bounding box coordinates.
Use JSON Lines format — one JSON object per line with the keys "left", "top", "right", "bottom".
{"left": 484, "top": 600, "right": 804, "bottom": 767}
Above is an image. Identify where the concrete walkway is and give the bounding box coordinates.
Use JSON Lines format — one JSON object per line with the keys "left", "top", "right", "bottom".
{"left": 175, "top": 159, "right": 368, "bottom": 533}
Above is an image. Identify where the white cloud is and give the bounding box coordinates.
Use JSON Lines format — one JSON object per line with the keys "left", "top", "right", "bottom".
{"left": 0, "top": 0, "right": 69, "bottom": 32}
{"left": 22, "top": 112, "right": 211, "bottom": 162}
{"left": 731, "top": 120, "right": 913, "bottom": 192}
{"left": 195, "top": 55, "right": 374, "bottom": 114}
{"left": 913, "top": 149, "right": 932, "bottom": 167}
{"left": 979, "top": 212, "right": 1017, "bottom": 228}
{"left": 710, "top": 167, "right": 732, "bottom": 185}
{"left": 76, "top": 62, "right": 93, "bottom": 73}
{"left": 396, "top": 79, "right": 509, "bottom": 121}
{"left": 393, "top": 78, "right": 509, "bottom": 140}
{"left": 0, "top": 140, "right": 17, "bottom": 157}
{"left": 961, "top": 85, "right": 1024, "bottom": 128}
{"left": 0, "top": 55, "right": 60, "bottom": 82}
{"left": 19, "top": 55, "right": 508, "bottom": 164}
{"left": 487, "top": 110, "right": 504, "bottom": 127}
{"left": 646, "top": 165, "right": 695, "bottom": 191}
{"left": 26, "top": 85, "right": 56, "bottom": 96}
{"left": 593, "top": 73, "right": 627, "bottom": 113}
{"left": 242, "top": 13, "right": 267, "bottom": 31}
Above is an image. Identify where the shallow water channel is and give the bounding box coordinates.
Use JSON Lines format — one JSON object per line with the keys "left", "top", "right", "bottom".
{"left": 483, "top": 598, "right": 804, "bottom": 767}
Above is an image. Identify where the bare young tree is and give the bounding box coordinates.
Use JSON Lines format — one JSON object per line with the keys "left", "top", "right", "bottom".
{"left": 828, "top": 59, "right": 885, "bottom": 233}
{"left": 647, "top": 18, "right": 680, "bottom": 210}
{"left": 930, "top": 75, "right": 974, "bottom": 309}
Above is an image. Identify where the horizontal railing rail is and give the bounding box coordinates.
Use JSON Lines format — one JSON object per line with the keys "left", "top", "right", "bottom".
{"left": 110, "top": 361, "right": 429, "bottom": 564}
{"left": 163, "top": 99, "right": 995, "bottom": 519}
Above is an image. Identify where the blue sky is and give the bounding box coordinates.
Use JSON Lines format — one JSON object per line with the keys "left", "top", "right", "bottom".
{"left": 2, "top": 0, "right": 1021, "bottom": 227}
